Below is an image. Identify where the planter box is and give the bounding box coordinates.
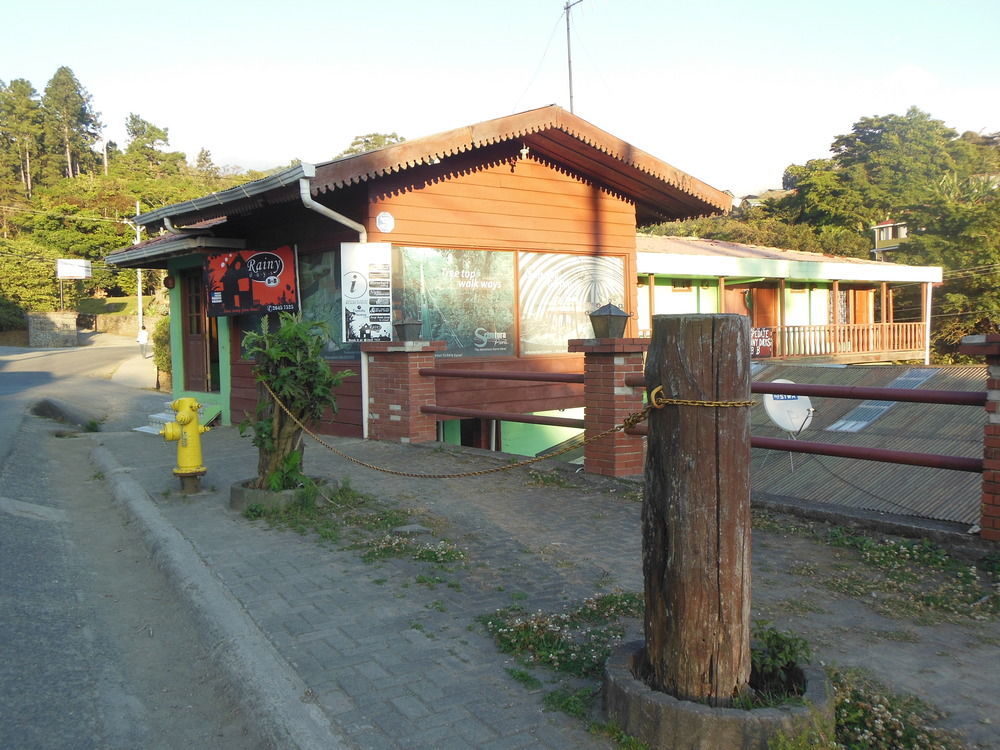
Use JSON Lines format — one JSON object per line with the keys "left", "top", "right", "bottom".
{"left": 229, "top": 479, "right": 301, "bottom": 513}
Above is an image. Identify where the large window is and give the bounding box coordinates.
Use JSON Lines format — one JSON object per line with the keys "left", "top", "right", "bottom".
{"left": 518, "top": 252, "right": 625, "bottom": 355}
{"left": 295, "top": 245, "right": 627, "bottom": 359}
{"left": 398, "top": 247, "right": 515, "bottom": 358}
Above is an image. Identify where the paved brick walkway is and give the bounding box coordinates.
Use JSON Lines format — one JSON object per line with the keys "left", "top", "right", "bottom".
{"left": 95, "top": 426, "right": 1000, "bottom": 749}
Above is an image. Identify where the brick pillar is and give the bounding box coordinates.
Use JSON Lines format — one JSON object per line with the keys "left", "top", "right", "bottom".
{"left": 959, "top": 334, "right": 1000, "bottom": 541}
{"left": 361, "top": 341, "right": 446, "bottom": 443}
{"left": 568, "top": 338, "right": 648, "bottom": 477}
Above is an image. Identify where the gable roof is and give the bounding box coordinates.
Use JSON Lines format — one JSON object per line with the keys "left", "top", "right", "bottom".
{"left": 130, "top": 106, "right": 730, "bottom": 232}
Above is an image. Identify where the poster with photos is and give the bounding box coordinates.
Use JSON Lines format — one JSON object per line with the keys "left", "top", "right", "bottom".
{"left": 341, "top": 242, "right": 393, "bottom": 342}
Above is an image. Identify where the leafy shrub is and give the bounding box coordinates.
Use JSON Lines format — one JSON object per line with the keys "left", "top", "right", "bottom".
{"left": 240, "top": 313, "right": 352, "bottom": 489}
{"left": 152, "top": 315, "right": 171, "bottom": 374}
{"left": 750, "top": 622, "right": 811, "bottom": 696}
{"left": 0, "top": 298, "right": 26, "bottom": 331}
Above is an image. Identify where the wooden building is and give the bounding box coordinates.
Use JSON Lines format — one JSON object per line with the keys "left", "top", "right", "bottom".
{"left": 106, "top": 106, "right": 730, "bottom": 434}
{"left": 636, "top": 235, "right": 941, "bottom": 364}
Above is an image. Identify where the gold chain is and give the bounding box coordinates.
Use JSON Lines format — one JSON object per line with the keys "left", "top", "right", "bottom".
{"left": 260, "top": 381, "right": 753, "bottom": 480}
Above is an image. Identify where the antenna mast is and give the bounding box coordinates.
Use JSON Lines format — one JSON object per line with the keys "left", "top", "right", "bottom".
{"left": 565, "top": 0, "right": 583, "bottom": 113}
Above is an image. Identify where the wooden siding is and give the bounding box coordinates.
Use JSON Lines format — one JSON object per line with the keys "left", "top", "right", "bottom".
{"left": 227, "top": 144, "right": 640, "bottom": 439}
{"left": 365, "top": 146, "right": 637, "bottom": 255}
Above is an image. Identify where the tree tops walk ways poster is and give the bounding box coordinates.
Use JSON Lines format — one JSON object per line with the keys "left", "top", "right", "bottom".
{"left": 398, "top": 246, "right": 514, "bottom": 358}
{"left": 206, "top": 246, "right": 298, "bottom": 317}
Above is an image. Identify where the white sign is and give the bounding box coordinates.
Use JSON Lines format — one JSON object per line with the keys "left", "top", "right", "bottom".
{"left": 341, "top": 242, "right": 393, "bottom": 343}
{"left": 375, "top": 211, "right": 395, "bottom": 233}
{"left": 57, "top": 259, "right": 92, "bottom": 279}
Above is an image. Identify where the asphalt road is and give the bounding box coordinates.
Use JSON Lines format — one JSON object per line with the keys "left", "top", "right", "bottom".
{"left": 0, "top": 339, "right": 267, "bottom": 749}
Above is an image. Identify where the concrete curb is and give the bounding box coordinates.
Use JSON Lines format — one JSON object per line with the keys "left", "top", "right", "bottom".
{"left": 90, "top": 444, "right": 352, "bottom": 750}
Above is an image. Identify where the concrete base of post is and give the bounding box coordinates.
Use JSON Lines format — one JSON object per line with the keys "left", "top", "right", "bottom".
{"left": 177, "top": 474, "right": 204, "bottom": 495}
{"left": 604, "top": 641, "right": 833, "bottom": 750}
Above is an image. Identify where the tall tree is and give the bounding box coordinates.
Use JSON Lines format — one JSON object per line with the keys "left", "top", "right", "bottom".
{"left": 894, "top": 176, "right": 1000, "bottom": 359}
{"left": 41, "top": 66, "right": 100, "bottom": 179}
{"left": 0, "top": 79, "right": 44, "bottom": 197}
{"left": 335, "top": 132, "right": 405, "bottom": 158}
{"left": 831, "top": 107, "right": 967, "bottom": 208}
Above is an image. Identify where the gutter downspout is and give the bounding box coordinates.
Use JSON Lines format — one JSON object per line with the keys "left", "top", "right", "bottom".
{"left": 163, "top": 216, "right": 213, "bottom": 236}
{"left": 298, "top": 174, "right": 371, "bottom": 438}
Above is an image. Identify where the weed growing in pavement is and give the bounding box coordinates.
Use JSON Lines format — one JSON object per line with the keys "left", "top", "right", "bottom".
{"left": 542, "top": 686, "right": 595, "bottom": 718}
{"left": 482, "top": 592, "right": 963, "bottom": 748}
{"left": 478, "top": 592, "right": 643, "bottom": 677}
{"left": 241, "top": 478, "right": 463, "bottom": 565}
{"left": 360, "top": 535, "right": 465, "bottom": 564}
{"left": 504, "top": 667, "right": 542, "bottom": 690}
{"left": 415, "top": 574, "right": 445, "bottom": 588}
{"left": 829, "top": 667, "right": 965, "bottom": 749}
{"left": 526, "top": 469, "right": 573, "bottom": 488}
{"left": 752, "top": 511, "right": 1000, "bottom": 622}
{"left": 83, "top": 418, "right": 102, "bottom": 432}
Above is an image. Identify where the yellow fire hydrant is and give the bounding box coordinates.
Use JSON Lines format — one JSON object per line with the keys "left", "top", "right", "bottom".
{"left": 160, "top": 397, "right": 210, "bottom": 493}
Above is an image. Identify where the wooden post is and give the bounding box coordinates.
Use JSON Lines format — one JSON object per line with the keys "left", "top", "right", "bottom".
{"left": 642, "top": 314, "right": 752, "bottom": 705}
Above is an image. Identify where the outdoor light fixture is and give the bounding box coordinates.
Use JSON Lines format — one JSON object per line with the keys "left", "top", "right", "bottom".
{"left": 588, "top": 302, "right": 629, "bottom": 338}
{"left": 393, "top": 318, "right": 423, "bottom": 342}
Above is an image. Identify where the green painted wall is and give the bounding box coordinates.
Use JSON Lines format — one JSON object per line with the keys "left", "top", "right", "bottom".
{"left": 165, "top": 258, "right": 231, "bottom": 425}
{"left": 501, "top": 409, "right": 584, "bottom": 458}
{"left": 439, "top": 410, "right": 584, "bottom": 460}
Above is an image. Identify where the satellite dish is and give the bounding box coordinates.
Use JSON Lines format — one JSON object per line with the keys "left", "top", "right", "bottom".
{"left": 763, "top": 379, "right": 814, "bottom": 435}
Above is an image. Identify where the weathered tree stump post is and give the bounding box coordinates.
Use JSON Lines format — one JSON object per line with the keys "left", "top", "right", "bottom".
{"left": 642, "top": 314, "right": 752, "bottom": 706}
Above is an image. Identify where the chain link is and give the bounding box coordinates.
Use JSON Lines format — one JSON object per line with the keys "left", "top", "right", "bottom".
{"left": 260, "top": 381, "right": 753, "bottom": 480}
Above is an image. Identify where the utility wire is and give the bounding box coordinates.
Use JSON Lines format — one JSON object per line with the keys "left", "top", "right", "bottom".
{"left": 510, "top": 9, "right": 565, "bottom": 113}
{"left": 0, "top": 204, "right": 135, "bottom": 225}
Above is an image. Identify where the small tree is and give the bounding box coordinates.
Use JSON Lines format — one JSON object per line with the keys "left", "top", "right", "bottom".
{"left": 241, "top": 313, "right": 352, "bottom": 490}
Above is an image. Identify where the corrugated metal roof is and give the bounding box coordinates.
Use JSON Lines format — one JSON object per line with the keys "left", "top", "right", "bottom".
{"left": 751, "top": 364, "right": 985, "bottom": 526}
{"left": 826, "top": 369, "right": 937, "bottom": 432}
{"left": 636, "top": 235, "right": 941, "bottom": 283}
{"left": 638, "top": 234, "right": 882, "bottom": 265}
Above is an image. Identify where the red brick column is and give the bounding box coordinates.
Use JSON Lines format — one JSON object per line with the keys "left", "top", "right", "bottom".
{"left": 361, "top": 341, "right": 446, "bottom": 443}
{"left": 568, "top": 338, "right": 648, "bottom": 477}
{"left": 959, "top": 334, "right": 1000, "bottom": 541}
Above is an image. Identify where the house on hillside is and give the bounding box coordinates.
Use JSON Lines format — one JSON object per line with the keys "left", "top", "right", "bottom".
{"left": 106, "top": 105, "right": 730, "bottom": 438}
{"left": 871, "top": 219, "right": 908, "bottom": 259}
{"left": 636, "top": 235, "right": 941, "bottom": 365}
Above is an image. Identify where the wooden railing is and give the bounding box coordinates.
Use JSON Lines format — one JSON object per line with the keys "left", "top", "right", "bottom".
{"left": 639, "top": 322, "right": 925, "bottom": 359}
{"left": 771, "top": 322, "right": 924, "bottom": 358}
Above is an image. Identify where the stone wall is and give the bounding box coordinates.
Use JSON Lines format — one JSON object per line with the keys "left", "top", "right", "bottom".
{"left": 27, "top": 312, "right": 79, "bottom": 347}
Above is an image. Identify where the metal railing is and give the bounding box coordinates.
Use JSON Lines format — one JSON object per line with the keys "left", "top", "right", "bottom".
{"left": 419, "top": 367, "right": 986, "bottom": 474}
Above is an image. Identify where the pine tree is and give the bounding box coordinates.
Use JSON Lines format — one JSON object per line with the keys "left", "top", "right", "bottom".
{"left": 41, "top": 66, "right": 100, "bottom": 179}
{"left": 0, "top": 79, "right": 44, "bottom": 197}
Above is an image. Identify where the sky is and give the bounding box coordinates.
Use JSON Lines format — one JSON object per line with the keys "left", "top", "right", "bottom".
{"left": 3, "top": 0, "right": 999, "bottom": 197}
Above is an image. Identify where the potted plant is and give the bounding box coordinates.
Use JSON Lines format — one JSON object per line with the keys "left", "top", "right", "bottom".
{"left": 239, "top": 312, "right": 352, "bottom": 491}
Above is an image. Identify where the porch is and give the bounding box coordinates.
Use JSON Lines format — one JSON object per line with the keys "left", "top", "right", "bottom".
{"left": 764, "top": 321, "right": 926, "bottom": 363}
